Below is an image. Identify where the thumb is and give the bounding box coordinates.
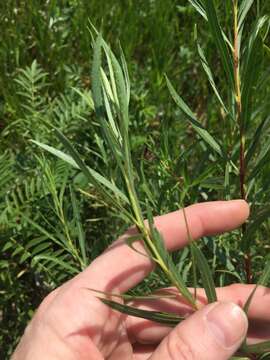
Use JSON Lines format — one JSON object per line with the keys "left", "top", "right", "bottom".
{"left": 149, "top": 302, "right": 248, "bottom": 360}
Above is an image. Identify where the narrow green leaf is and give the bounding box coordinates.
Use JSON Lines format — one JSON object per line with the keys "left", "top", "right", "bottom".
{"left": 102, "top": 81, "right": 122, "bottom": 143}
{"left": 86, "top": 288, "right": 177, "bottom": 300}
{"left": 31, "top": 140, "right": 79, "bottom": 168}
{"left": 238, "top": 0, "right": 255, "bottom": 32}
{"left": 32, "top": 138, "right": 129, "bottom": 204}
{"left": 107, "top": 48, "right": 129, "bottom": 136}
{"left": 248, "top": 140, "right": 270, "bottom": 181}
{"left": 258, "top": 259, "right": 270, "bottom": 286}
{"left": 166, "top": 76, "right": 223, "bottom": 156}
{"left": 245, "top": 205, "right": 270, "bottom": 242}
{"left": 33, "top": 255, "right": 78, "bottom": 275}
{"left": 55, "top": 129, "right": 129, "bottom": 204}
{"left": 119, "top": 42, "right": 130, "bottom": 105}
{"left": 246, "top": 116, "right": 269, "bottom": 165}
{"left": 70, "top": 186, "right": 87, "bottom": 268}
{"left": 72, "top": 88, "right": 95, "bottom": 110}
{"left": 215, "top": 270, "right": 243, "bottom": 282}
{"left": 152, "top": 227, "right": 197, "bottom": 308}
{"left": 242, "top": 16, "right": 269, "bottom": 127}
{"left": 197, "top": 42, "right": 228, "bottom": 113}
{"left": 189, "top": 1, "right": 233, "bottom": 51}
{"left": 224, "top": 162, "right": 230, "bottom": 200}
{"left": 190, "top": 243, "right": 217, "bottom": 303}
{"left": 188, "top": 0, "right": 207, "bottom": 19}
{"left": 243, "top": 259, "right": 270, "bottom": 321}
{"left": 204, "top": 0, "right": 234, "bottom": 87}
{"left": 20, "top": 213, "right": 66, "bottom": 249}
{"left": 242, "top": 340, "right": 270, "bottom": 354}
{"left": 100, "top": 298, "right": 184, "bottom": 326}
{"left": 92, "top": 33, "right": 104, "bottom": 119}
{"left": 125, "top": 234, "right": 149, "bottom": 258}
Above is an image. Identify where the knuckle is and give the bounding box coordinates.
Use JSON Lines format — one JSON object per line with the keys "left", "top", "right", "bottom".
{"left": 166, "top": 327, "right": 196, "bottom": 360}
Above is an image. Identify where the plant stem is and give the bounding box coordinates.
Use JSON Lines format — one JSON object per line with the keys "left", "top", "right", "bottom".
{"left": 233, "top": 0, "right": 251, "bottom": 283}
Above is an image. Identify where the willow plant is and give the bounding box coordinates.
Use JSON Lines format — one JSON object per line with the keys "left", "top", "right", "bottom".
{"left": 33, "top": 0, "right": 270, "bottom": 358}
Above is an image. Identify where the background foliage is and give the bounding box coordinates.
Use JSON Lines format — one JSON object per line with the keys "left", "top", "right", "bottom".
{"left": 0, "top": 0, "right": 269, "bottom": 357}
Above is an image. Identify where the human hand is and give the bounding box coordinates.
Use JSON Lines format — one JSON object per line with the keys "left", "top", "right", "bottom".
{"left": 12, "top": 200, "right": 270, "bottom": 360}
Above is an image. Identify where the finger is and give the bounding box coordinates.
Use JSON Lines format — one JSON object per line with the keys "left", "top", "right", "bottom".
{"left": 215, "top": 284, "right": 270, "bottom": 343}
{"left": 127, "top": 285, "right": 270, "bottom": 344}
{"left": 148, "top": 302, "right": 248, "bottom": 360}
{"left": 77, "top": 200, "right": 249, "bottom": 293}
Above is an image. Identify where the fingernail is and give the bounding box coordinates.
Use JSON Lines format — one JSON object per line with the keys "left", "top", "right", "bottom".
{"left": 205, "top": 302, "right": 248, "bottom": 348}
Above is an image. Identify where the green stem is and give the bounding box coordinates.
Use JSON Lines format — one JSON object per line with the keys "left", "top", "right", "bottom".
{"left": 233, "top": 0, "right": 251, "bottom": 283}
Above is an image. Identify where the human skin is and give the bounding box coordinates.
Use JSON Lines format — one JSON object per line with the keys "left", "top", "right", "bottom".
{"left": 12, "top": 200, "right": 270, "bottom": 359}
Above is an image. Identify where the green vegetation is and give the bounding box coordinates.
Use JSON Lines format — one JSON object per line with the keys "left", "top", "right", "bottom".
{"left": 1, "top": 1, "right": 270, "bottom": 358}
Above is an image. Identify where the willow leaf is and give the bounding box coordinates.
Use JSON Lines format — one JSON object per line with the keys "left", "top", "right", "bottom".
{"left": 56, "top": 129, "right": 130, "bottom": 205}
{"left": 197, "top": 42, "right": 228, "bottom": 113}
{"left": 242, "top": 340, "right": 270, "bottom": 354}
{"left": 31, "top": 140, "right": 78, "bottom": 168}
{"left": 32, "top": 138, "right": 129, "bottom": 204}
{"left": 224, "top": 161, "right": 230, "bottom": 200}
{"left": 245, "top": 205, "right": 270, "bottom": 243}
{"left": 248, "top": 142, "right": 270, "bottom": 181}
{"left": 190, "top": 243, "right": 217, "bottom": 303}
{"left": 246, "top": 116, "right": 269, "bottom": 165}
{"left": 107, "top": 48, "right": 129, "bottom": 136}
{"left": 119, "top": 42, "right": 130, "bottom": 105}
{"left": 20, "top": 213, "right": 66, "bottom": 250}
{"left": 238, "top": 0, "right": 255, "bottom": 32}
{"left": 70, "top": 186, "right": 87, "bottom": 268}
{"left": 100, "top": 298, "right": 184, "bottom": 326}
{"left": 204, "top": 0, "right": 234, "bottom": 87}
{"left": 166, "top": 76, "right": 223, "bottom": 157}
{"left": 242, "top": 16, "right": 269, "bottom": 126}
{"left": 152, "top": 227, "right": 196, "bottom": 308}
{"left": 188, "top": 0, "right": 207, "bottom": 19}
{"left": 86, "top": 288, "right": 177, "bottom": 300}
{"left": 243, "top": 259, "right": 270, "bottom": 318}
{"left": 258, "top": 259, "right": 270, "bottom": 286}
{"left": 33, "top": 254, "right": 78, "bottom": 275}
{"left": 125, "top": 234, "right": 149, "bottom": 258}
{"left": 92, "top": 33, "right": 104, "bottom": 119}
